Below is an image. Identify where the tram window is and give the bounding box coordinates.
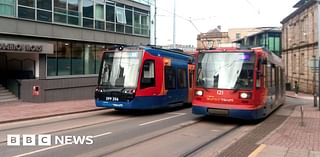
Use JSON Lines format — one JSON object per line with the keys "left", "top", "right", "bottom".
{"left": 165, "top": 66, "right": 176, "bottom": 89}
{"left": 177, "top": 68, "right": 187, "bottom": 88}
{"left": 140, "top": 60, "right": 155, "bottom": 89}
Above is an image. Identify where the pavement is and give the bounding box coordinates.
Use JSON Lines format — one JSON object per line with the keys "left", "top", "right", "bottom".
{"left": 250, "top": 91, "right": 320, "bottom": 157}
{"left": 0, "top": 99, "right": 103, "bottom": 124}
{"left": 0, "top": 92, "right": 320, "bottom": 157}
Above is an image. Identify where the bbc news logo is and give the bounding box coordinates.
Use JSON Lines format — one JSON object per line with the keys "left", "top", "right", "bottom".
{"left": 7, "top": 134, "right": 93, "bottom": 146}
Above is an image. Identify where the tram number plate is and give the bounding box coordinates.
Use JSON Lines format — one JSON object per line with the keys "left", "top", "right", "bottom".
{"left": 106, "top": 97, "right": 119, "bottom": 101}
{"left": 208, "top": 108, "right": 229, "bottom": 116}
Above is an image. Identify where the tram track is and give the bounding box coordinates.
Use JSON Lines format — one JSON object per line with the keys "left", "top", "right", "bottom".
{"left": 98, "top": 119, "right": 202, "bottom": 157}
{"left": 98, "top": 118, "right": 242, "bottom": 157}
{"left": 180, "top": 125, "right": 242, "bottom": 157}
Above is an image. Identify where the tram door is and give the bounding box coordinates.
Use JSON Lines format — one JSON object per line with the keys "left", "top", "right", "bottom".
{"left": 187, "top": 64, "right": 195, "bottom": 103}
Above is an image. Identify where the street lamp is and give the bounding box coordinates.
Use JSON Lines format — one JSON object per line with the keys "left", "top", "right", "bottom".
{"left": 173, "top": 0, "right": 176, "bottom": 48}
{"left": 317, "top": 1, "right": 320, "bottom": 110}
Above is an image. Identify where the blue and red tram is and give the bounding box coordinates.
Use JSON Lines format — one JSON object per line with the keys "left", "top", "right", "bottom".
{"left": 95, "top": 46, "right": 195, "bottom": 110}
{"left": 192, "top": 45, "right": 285, "bottom": 120}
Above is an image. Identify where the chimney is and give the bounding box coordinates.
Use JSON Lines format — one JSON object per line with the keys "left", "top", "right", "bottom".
{"left": 217, "top": 25, "right": 221, "bottom": 31}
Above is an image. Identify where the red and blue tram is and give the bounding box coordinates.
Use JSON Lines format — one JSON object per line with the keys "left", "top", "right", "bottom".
{"left": 95, "top": 46, "right": 195, "bottom": 110}
{"left": 192, "top": 45, "right": 285, "bottom": 120}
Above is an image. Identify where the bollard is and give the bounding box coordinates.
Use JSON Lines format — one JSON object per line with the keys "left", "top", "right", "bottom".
{"left": 300, "top": 105, "right": 304, "bottom": 127}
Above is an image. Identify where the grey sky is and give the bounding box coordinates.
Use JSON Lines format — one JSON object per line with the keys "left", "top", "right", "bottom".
{"left": 155, "top": 0, "right": 298, "bottom": 46}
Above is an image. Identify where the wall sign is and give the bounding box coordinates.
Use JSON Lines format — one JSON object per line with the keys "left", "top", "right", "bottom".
{"left": 0, "top": 40, "right": 53, "bottom": 54}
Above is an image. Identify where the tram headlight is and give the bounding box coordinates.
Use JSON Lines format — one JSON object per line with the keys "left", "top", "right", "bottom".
{"left": 195, "top": 90, "right": 204, "bottom": 96}
{"left": 239, "top": 92, "right": 252, "bottom": 99}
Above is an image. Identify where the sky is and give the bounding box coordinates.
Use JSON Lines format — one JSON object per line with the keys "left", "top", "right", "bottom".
{"left": 155, "top": 0, "right": 299, "bottom": 46}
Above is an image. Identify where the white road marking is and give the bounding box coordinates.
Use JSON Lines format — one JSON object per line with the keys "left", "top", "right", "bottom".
{"left": 12, "top": 132, "right": 113, "bottom": 157}
{"left": 139, "top": 112, "right": 186, "bottom": 126}
{"left": 93, "top": 132, "right": 112, "bottom": 138}
{"left": 211, "top": 129, "right": 220, "bottom": 132}
{"left": 12, "top": 145, "right": 66, "bottom": 157}
{"left": 248, "top": 144, "right": 267, "bottom": 157}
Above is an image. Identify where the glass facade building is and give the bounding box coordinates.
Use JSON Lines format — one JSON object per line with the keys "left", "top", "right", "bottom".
{"left": 0, "top": 0, "right": 150, "bottom": 36}
{"left": 0, "top": 0, "right": 151, "bottom": 102}
{"left": 234, "top": 28, "right": 282, "bottom": 57}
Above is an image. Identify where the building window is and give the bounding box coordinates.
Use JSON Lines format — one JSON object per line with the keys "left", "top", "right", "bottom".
{"left": 95, "top": 2, "right": 105, "bottom": 30}
{"left": 115, "top": 5, "right": 126, "bottom": 33}
{"left": 300, "top": 53, "right": 305, "bottom": 75}
{"left": 54, "top": 0, "right": 80, "bottom": 25}
{"left": 57, "top": 42, "right": 71, "bottom": 75}
{"left": 48, "top": 42, "right": 105, "bottom": 77}
{"left": 83, "top": 44, "right": 95, "bottom": 74}
{"left": 37, "top": 0, "right": 52, "bottom": 22}
{"left": 37, "top": 10, "right": 52, "bottom": 22}
{"left": 83, "top": 0, "right": 93, "bottom": 28}
{"left": 37, "top": 0, "right": 51, "bottom": 10}
{"left": 0, "top": 0, "right": 15, "bottom": 17}
{"left": 54, "top": 0, "right": 67, "bottom": 23}
{"left": 68, "top": 0, "right": 80, "bottom": 25}
{"left": 236, "top": 33, "right": 241, "bottom": 39}
{"left": 18, "top": 0, "right": 35, "bottom": 20}
{"left": 71, "top": 43, "right": 84, "bottom": 75}
{"left": 47, "top": 49, "right": 58, "bottom": 76}
{"left": 18, "top": 6, "right": 35, "bottom": 20}
{"left": 134, "top": 8, "right": 150, "bottom": 36}
{"left": 18, "top": 0, "right": 34, "bottom": 7}
{"left": 116, "top": 6, "right": 126, "bottom": 24}
{"left": 125, "top": 8, "right": 133, "bottom": 34}
{"left": 292, "top": 54, "right": 296, "bottom": 74}
{"left": 106, "top": 1, "right": 115, "bottom": 31}
{"left": 83, "top": 18, "right": 93, "bottom": 28}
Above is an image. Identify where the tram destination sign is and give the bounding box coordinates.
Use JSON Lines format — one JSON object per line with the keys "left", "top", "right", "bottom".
{"left": 0, "top": 40, "right": 53, "bottom": 54}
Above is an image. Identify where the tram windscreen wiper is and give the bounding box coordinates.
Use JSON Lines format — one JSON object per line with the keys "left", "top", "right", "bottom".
{"left": 233, "top": 80, "right": 241, "bottom": 93}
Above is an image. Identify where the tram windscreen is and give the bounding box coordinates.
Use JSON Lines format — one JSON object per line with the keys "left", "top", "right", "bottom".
{"left": 99, "top": 49, "right": 143, "bottom": 88}
{"left": 196, "top": 52, "right": 256, "bottom": 90}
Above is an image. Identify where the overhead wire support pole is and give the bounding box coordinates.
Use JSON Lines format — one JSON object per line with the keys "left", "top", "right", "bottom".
{"left": 154, "top": 0, "right": 157, "bottom": 45}
{"left": 173, "top": 0, "right": 176, "bottom": 48}
{"left": 318, "top": 0, "right": 320, "bottom": 110}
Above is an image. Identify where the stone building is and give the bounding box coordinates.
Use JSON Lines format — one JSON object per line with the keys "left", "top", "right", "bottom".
{"left": 196, "top": 26, "right": 229, "bottom": 49}
{"left": 197, "top": 26, "right": 263, "bottom": 49}
{"left": 281, "top": 0, "right": 319, "bottom": 93}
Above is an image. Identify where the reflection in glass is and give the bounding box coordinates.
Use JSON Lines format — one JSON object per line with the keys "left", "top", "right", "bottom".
{"left": 37, "top": 10, "right": 52, "bottom": 22}
{"left": 71, "top": 43, "right": 84, "bottom": 75}
{"left": 18, "top": 0, "right": 34, "bottom": 7}
{"left": 57, "top": 42, "right": 71, "bottom": 75}
{"left": 83, "top": 0, "right": 93, "bottom": 18}
{"left": 197, "top": 52, "right": 255, "bottom": 90}
{"left": 95, "top": 45, "right": 104, "bottom": 74}
{"left": 18, "top": 6, "right": 35, "bottom": 20}
{"left": 37, "top": 0, "right": 51, "bottom": 10}
{"left": 99, "top": 50, "right": 142, "bottom": 88}
{"left": 84, "top": 44, "right": 95, "bottom": 74}
{"left": 0, "top": 0, "right": 15, "bottom": 17}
